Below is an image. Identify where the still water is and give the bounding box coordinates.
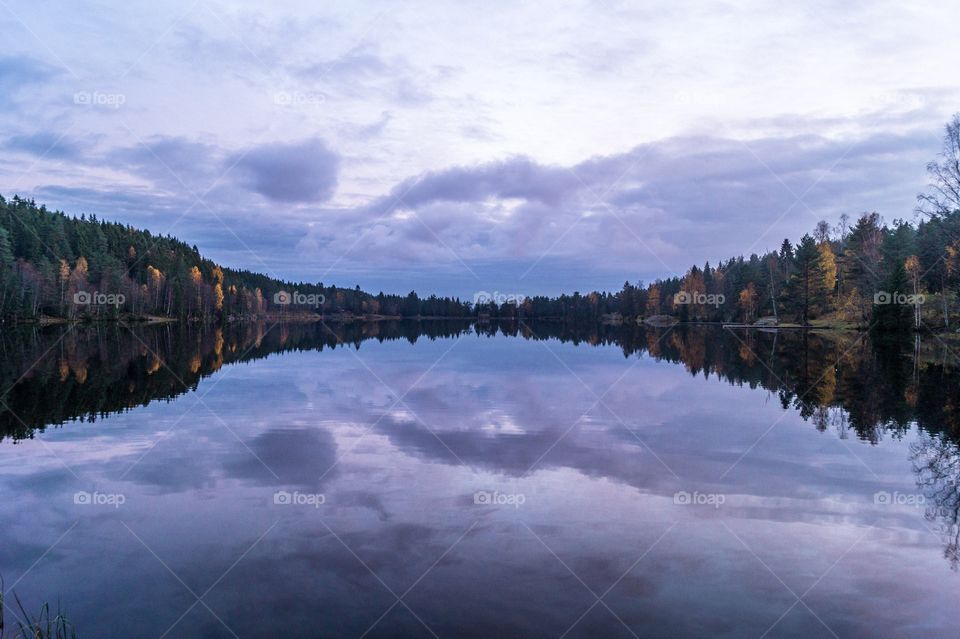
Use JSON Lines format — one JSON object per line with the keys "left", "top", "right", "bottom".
{"left": 0, "top": 321, "right": 958, "bottom": 638}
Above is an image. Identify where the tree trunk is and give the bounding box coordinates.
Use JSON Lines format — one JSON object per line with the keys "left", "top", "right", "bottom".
{"left": 943, "top": 276, "right": 950, "bottom": 329}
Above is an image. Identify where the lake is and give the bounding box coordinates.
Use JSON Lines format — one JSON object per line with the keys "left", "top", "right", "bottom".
{"left": 1, "top": 321, "right": 958, "bottom": 638}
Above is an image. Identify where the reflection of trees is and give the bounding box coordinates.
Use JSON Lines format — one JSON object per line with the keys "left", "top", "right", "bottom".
{"left": 7, "top": 321, "right": 960, "bottom": 451}
{"left": 0, "top": 320, "right": 474, "bottom": 441}
{"left": 516, "top": 322, "right": 960, "bottom": 570}
{"left": 513, "top": 323, "right": 960, "bottom": 447}
{"left": 911, "top": 433, "right": 960, "bottom": 569}
{"left": 7, "top": 319, "right": 960, "bottom": 566}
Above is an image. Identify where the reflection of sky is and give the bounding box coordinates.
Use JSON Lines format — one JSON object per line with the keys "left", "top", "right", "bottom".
{"left": 0, "top": 334, "right": 956, "bottom": 637}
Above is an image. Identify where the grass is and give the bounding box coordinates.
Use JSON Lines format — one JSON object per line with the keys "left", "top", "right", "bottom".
{"left": 0, "top": 579, "right": 77, "bottom": 639}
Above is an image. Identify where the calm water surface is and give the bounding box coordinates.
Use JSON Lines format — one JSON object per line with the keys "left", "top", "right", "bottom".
{"left": 0, "top": 322, "right": 958, "bottom": 638}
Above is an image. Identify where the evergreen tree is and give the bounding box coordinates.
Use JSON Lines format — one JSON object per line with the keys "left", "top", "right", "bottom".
{"left": 873, "top": 261, "right": 912, "bottom": 331}
{"left": 784, "top": 234, "right": 825, "bottom": 324}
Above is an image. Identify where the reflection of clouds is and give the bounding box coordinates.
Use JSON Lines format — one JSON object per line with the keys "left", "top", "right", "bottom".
{"left": 312, "top": 343, "right": 911, "bottom": 536}
{"left": 223, "top": 427, "right": 338, "bottom": 490}
{"left": 124, "top": 441, "right": 216, "bottom": 494}
{"left": 0, "top": 331, "right": 958, "bottom": 636}
{"left": 334, "top": 490, "right": 391, "bottom": 521}
{"left": 478, "top": 410, "right": 525, "bottom": 435}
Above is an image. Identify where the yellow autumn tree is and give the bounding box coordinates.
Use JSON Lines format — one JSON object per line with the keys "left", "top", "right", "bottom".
{"left": 680, "top": 268, "right": 706, "bottom": 318}
{"left": 71, "top": 256, "right": 89, "bottom": 291}
{"left": 147, "top": 265, "right": 164, "bottom": 310}
{"left": 646, "top": 284, "right": 661, "bottom": 316}
{"left": 738, "top": 282, "right": 758, "bottom": 322}
{"left": 188, "top": 266, "right": 203, "bottom": 314}
{"left": 58, "top": 259, "right": 70, "bottom": 307}
{"left": 254, "top": 288, "right": 264, "bottom": 314}
{"left": 818, "top": 243, "right": 837, "bottom": 302}
{"left": 211, "top": 265, "right": 224, "bottom": 312}
{"left": 69, "top": 257, "right": 90, "bottom": 314}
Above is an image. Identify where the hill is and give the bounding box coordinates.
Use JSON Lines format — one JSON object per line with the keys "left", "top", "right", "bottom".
{"left": 0, "top": 195, "right": 471, "bottom": 321}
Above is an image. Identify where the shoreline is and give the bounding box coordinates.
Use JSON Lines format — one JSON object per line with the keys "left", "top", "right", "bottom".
{"left": 5, "top": 315, "right": 958, "bottom": 336}
{"left": 6, "top": 313, "right": 477, "bottom": 326}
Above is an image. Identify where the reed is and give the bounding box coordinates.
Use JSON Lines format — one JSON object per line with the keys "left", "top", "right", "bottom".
{"left": 0, "top": 578, "right": 77, "bottom": 639}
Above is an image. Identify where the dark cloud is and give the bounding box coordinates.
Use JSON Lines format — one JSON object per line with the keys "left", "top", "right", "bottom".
{"left": 292, "top": 127, "right": 936, "bottom": 285}
{"left": 367, "top": 156, "right": 577, "bottom": 215}
{"left": 4, "top": 132, "right": 85, "bottom": 160}
{"left": 0, "top": 55, "right": 61, "bottom": 103}
{"left": 109, "top": 136, "right": 223, "bottom": 193}
{"left": 223, "top": 426, "right": 338, "bottom": 489}
{"left": 231, "top": 137, "right": 340, "bottom": 203}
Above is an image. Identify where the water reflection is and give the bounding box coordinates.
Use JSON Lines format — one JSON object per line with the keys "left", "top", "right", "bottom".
{"left": 6, "top": 322, "right": 959, "bottom": 448}
{"left": 0, "top": 320, "right": 473, "bottom": 441}
{"left": 1, "top": 320, "right": 959, "bottom": 637}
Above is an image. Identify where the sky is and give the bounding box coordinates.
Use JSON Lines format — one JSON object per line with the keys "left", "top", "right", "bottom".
{"left": 1, "top": 0, "right": 959, "bottom": 298}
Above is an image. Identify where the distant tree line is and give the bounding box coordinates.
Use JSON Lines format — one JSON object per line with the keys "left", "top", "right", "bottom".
{"left": 0, "top": 196, "right": 472, "bottom": 321}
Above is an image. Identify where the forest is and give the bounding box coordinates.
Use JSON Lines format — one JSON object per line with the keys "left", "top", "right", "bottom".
{"left": 494, "top": 208, "right": 960, "bottom": 331}
{"left": 0, "top": 195, "right": 472, "bottom": 321}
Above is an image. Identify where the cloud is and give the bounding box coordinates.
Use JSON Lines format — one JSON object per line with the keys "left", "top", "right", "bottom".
{"left": 350, "top": 111, "right": 393, "bottom": 139}
{"left": 223, "top": 427, "right": 338, "bottom": 489}
{"left": 16, "top": 123, "right": 939, "bottom": 299}
{"left": 293, "top": 127, "right": 937, "bottom": 286}
{"left": 293, "top": 44, "right": 436, "bottom": 106}
{"left": 4, "top": 132, "right": 86, "bottom": 160}
{"left": 108, "top": 136, "right": 223, "bottom": 193}
{"left": 298, "top": 47, "right": 391, "bottom": 81}
{"left": 0, "top": 55, "right": 60, "bottom": 98}
{"left": 366, "top": 156, "right": 577, "bottom": 215}
{"left": 231, "top": 137, "right": 340, "bottom": 203}
{"left": 0, "top": 1, "right": 955, "bottom": 302}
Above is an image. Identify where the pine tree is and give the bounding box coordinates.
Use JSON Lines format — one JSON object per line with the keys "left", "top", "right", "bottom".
{"left": 873, "top": 261, "right": 912, "bottom": 331}
{"left": 784, "top": 234, "right": 825, "bottom": 325}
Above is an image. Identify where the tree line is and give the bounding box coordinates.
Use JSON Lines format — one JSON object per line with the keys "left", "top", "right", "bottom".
{"left": 0, "top": 196, "right": 472, "bottom": 321}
